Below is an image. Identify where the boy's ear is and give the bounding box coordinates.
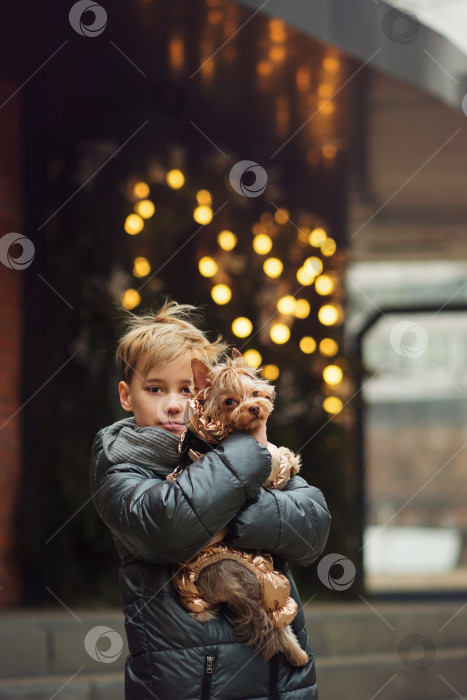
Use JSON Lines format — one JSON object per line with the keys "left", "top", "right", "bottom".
{"left": 191, "top": 358, "right": 211, "bottom": 391}
{"left": 118, "top": 381, "right": 133, "bottom": 412}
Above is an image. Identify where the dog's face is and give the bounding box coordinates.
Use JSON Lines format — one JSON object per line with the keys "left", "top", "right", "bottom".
{"left": 191, "top": 350, "right": 276, "bottom": 432}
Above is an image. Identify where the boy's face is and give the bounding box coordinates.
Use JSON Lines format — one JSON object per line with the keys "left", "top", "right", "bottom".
{"left": 118, "top": 354, "right": 193, "bottom": 436}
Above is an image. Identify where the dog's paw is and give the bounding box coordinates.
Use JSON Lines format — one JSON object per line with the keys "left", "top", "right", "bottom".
{"left": 190, "top": 610, "right": 218, "bottom": 623}
{"left": 278, "top": 447, "right": 301, "bottom": 476}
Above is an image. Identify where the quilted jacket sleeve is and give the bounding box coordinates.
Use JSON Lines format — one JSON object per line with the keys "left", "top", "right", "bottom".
{"left": 224, "top": 475, "right": 331, "bottom": 567}
{"left": 89, "top": 429, "right": 272, "bottom": 565}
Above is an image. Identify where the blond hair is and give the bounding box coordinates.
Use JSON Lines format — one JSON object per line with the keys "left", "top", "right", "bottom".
{"left": 115, "top": 299, "right": 227, "bottom": 384}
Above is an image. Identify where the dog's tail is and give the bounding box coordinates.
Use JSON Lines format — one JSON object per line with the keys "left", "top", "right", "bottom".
{"left": 196, "top": 560, "right": 308, "bottom": 665}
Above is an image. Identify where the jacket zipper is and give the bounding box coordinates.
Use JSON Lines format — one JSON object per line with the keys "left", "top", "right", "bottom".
{"left": 201, "top": 655, "right": 214, "bottom": 700}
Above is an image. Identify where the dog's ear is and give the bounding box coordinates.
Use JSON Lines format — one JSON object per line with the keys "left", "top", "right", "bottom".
{"left": 231, "top": 348, "right": 248, "bottom": 367}
{"left": 191, "top": 358, "right": 211, "bottom": 391}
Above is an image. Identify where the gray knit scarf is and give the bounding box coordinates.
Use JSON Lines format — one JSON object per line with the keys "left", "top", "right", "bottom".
{"left": 101, "top": 416, "right": 181, "bottom": 477}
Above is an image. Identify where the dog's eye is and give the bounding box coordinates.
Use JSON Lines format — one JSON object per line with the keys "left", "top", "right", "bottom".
{"left": 252, "top": 391, "right": 259, "bottom": 397}
{"left": 224, "top": 398, "right": 235, "bottom": 406}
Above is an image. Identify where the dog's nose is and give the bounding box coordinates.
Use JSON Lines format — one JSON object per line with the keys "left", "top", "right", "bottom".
{"left": 249, "top": 405, "right": 260, "bottom": 416}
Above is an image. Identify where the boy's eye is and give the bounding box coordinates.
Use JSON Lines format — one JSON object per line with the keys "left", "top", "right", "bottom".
{"left": 181, "top": 387, "right": 193, "bottom": 395}
{"left": 148, "top": 386, "right": 162, "bottom": 394}
{"left": 224, "top": 398, "right": 235, "bottom": 406}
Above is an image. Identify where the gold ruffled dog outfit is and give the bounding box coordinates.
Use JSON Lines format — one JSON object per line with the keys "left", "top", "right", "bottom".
{"left": 172, "top": 544, "right": 298, "bottom": 629}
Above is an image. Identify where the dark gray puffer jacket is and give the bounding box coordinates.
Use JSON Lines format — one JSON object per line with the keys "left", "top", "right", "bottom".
{"left": 89, "top": 419, "right": 331, "bottom": 700}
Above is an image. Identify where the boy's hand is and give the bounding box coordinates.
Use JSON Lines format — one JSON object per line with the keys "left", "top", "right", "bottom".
{"left": 245, "top": 421, "right": 268, "bottom": 448}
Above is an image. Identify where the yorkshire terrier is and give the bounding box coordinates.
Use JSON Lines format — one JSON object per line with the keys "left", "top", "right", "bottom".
{"left": 168, "top": 350, "right": 308, "bottom": 667}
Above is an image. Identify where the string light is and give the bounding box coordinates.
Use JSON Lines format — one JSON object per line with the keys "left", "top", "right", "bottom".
{"left": 270, "top": 323, "right": 290, "bottom": 344}
{"left": 166, "top": 169, "right": 185, "bottom": 189}
{"left": 299, "top": 336, "right": 316, "bottom": 354}
{"left": 232, "top": 317, "right": 252, "bottom": 338}
{"left": 320, "top": 338, "right": 339, "bottom": 356}
{"left": 243, "top": 349, "right": 262, "bottom": 368}
{"left": 293, "top": 299, "right": 310, "bottom": 319}
{"left": 323, "top": 364, "right": 343, "bottom": 386}
{"left": 211, "top": 284, "right": 231, "bottom": 305}
{"left": 253, "top": 234, "right": 273, "bottom": 255}
{"left": 193, "top": 205, "right": 213, "bottom": 225}
{"left": 124, "top": 214, "right": 144, "bottom": 235}
{"left": 122, "top": 289, "right": 141, "bottom": 309}
{"left": 133, "top": 182, "right": 150, "bottom": 199}
{"left": 263, "top": 257, "right": 283, "bottom": 278}
{"left": 309, "top": 228, "right": 327, "bottom": 247}
{"left": 315, "top": 274, "right": 334, "bottom": 295}
{"left": 196, "top": 189, "right": 212, "bottom": 205}
{"left": 277, "top": 295, "right": 296, "bottom": 314}
{"left": 133, "top": 257, "right": 151, "bottom": 278}
{"left": 217, "top": 230, "right": 237, "bottom": 251}
{"left": 318, "top": 304, "right": 339, "bottom": 326}
{"left": 134, "top": 200, "right": 155, "bottom": 219}
{"left": 262, "top": 364, "right": 280, "bottom": 380}
{"left": 321, "top": 238, "right": 337, "bottom": 256}
{"left": 198, "top": 256, "right": 218, "bottom": 277}
{"left": 323, "top": 396, "right": 343, "bottom": 414}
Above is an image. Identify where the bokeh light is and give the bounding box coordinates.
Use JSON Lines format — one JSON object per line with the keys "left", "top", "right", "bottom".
{"left": 232, "top": 317, "right": 253, "bottom": 338}
{"left": 263, "top": 257, "right": 283, "bottom": 278}
{"left": 134, "top": 200, "right": 155, "bottom": 219}
{"left": 262, "top": 364, "right": 280, "bottom": 380}
{"left": 243, "top": 349, "right": 262, "bottom": 368}
{"left": 323, "top": 364, "right": 343, "bottom": 386}
{"left": 198, "top": 256, "right": 218, "bottom": 277}
{"left": 124, "top": 214, "right": 144, "bottom": 235}
{"left": 217, "top": 230, "right": 237, "bottom": 251}
{"left": 321, "top": 238, "right": 337, "bottom": 256}
{"left": 309, "top": 228, "right": 327, "bottom": 247}
{"left": 274, "top": 208, "right": 289, "bottom": 224}
{"left": 211, "top": 284, "right": 231, "bottom": 305}
{"left": 133, "top": 182, "right": 150, "bottom": 199}
{"left": 166, "top": 169, "right": 185, "bottom": 189}
{"left": 193, "top": 205, "right": 213, "bottom": 225}
{"left": 122, "top": 289, "right": 141, "bottom": 310}
{"left": 299, "top": 336, "right": 316, "bottom": 354}
{"left": 133, "top": 256, "right": 151, "bottom": 278}
{"left": 315, "top": 274, "right": 334, "bottom": 295}
{"left": 323, "top": 396, "right": 343, "bottom": 414}
{"left": 318, "top": 304, "right": 339, "bottom": 326}
{"left": 293, "top": 299, "right": 310, "bottom": 319}
{"left": 277, "top": 295, "right": 296, "bottom": 314}
{"left": 319, "top": 338, "right": 339, "bottom": 356}
{"left": 253, "top": 234, "right": 273, "bottom": 255}
{"left": 270, "top": 323, "right": 290, "bottom": 344}
{"left": 196, "top": 189, "right": 212, "bottom": 205}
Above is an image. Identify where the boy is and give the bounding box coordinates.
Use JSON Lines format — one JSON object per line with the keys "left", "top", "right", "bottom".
{"left": 89, "top": 300, "right": 331, "bottom": 699}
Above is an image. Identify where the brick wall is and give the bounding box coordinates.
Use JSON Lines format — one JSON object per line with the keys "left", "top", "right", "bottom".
{"left": 0, "top": 79, "right": 23, "bottom": 607}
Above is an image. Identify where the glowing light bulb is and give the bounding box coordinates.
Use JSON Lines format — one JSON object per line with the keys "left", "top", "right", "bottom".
{"left": 196, "top": 189, "right": 212, "bottom": 205}
{"left": 315, "top": 275, "right": 334, "bottom": 295}
{"left": 321, "top": 238, "right": 337, "bottom": 256}
{"left": 122, "top": 289, "right": 141, "bottom": 310}
{"left": 134, "top": 200, "right": 155, "bottom": 219}
{"left": 319, "top": 338, "right": 339, "bottom": 357}
{"left": 198, "top": 256, "right": 218, "bottom": 277}
{"left": 232, "top": 317, "right": 252, "bottom": 338}
{"left": 293, "top": 299, "right": 310, "bottom": 319}
{"left": 277, "top": 295, "right": 296, "bottom": 315}
{"left": 193, "top": 205, "right": 213, "bottom": 225}
{"left": 318, "top": 304, "right": 339, "bottom": 326}
{"left": 323, "top": 364, "right": 343, "bottom": 386}
{"left": 274, "top": 208, "right": 289, "bottom": 225}
{"left": 270, "top": 323, "right": 290, "bottom": 344}
{"left": 133, "top": 182, "right": 150, "bottom": 199}
{"left": 263, "top": 257, "right": 283, "bottom": 278}
{"left": 253, "top": 234, "right": 273, "bottom": 255}
{"left": 217, "top": 230, "right": 237, "bottom": 251}
{"left": 133, "top": 257, "right": 151, "bottom": 278}
{"left": 211, "top": 284, "right": 231, "bottom": 305}
{"left": 124, "top": 214, "right": 144, "bottom": 235}
{"left": 299, "top": 336, "right": 316, "bottom": 354}
{"left": 323, "top": 396, "right": 343, "bottom": 414}
{"left": 243, "top": 349, "right": 262, "bottom": 368}
{"left": 166, "top": 169, "right": 185, "bottom": 189}
{"left": 262, "top": 364, "right": 280, "bottom": 380}
{"left": 309, "top": 228, "right": 327, "bottom": 247}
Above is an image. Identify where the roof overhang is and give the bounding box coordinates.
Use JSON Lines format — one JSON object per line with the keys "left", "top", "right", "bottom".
{"left": 233, "top": 0, "right": 467, "bottom": 113}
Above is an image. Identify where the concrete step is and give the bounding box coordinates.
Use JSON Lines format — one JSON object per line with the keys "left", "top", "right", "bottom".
{"left": 317, "top": 646, "right": 467, "bottom": 700}
{"left": 0, "top": 608, "right": 128, "bottom": 679}
{"left": 0, "top": 671, "right": 123, "bottom": 700}
{"left": 305, "top": 600, "right": 467, "bottom": 657}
